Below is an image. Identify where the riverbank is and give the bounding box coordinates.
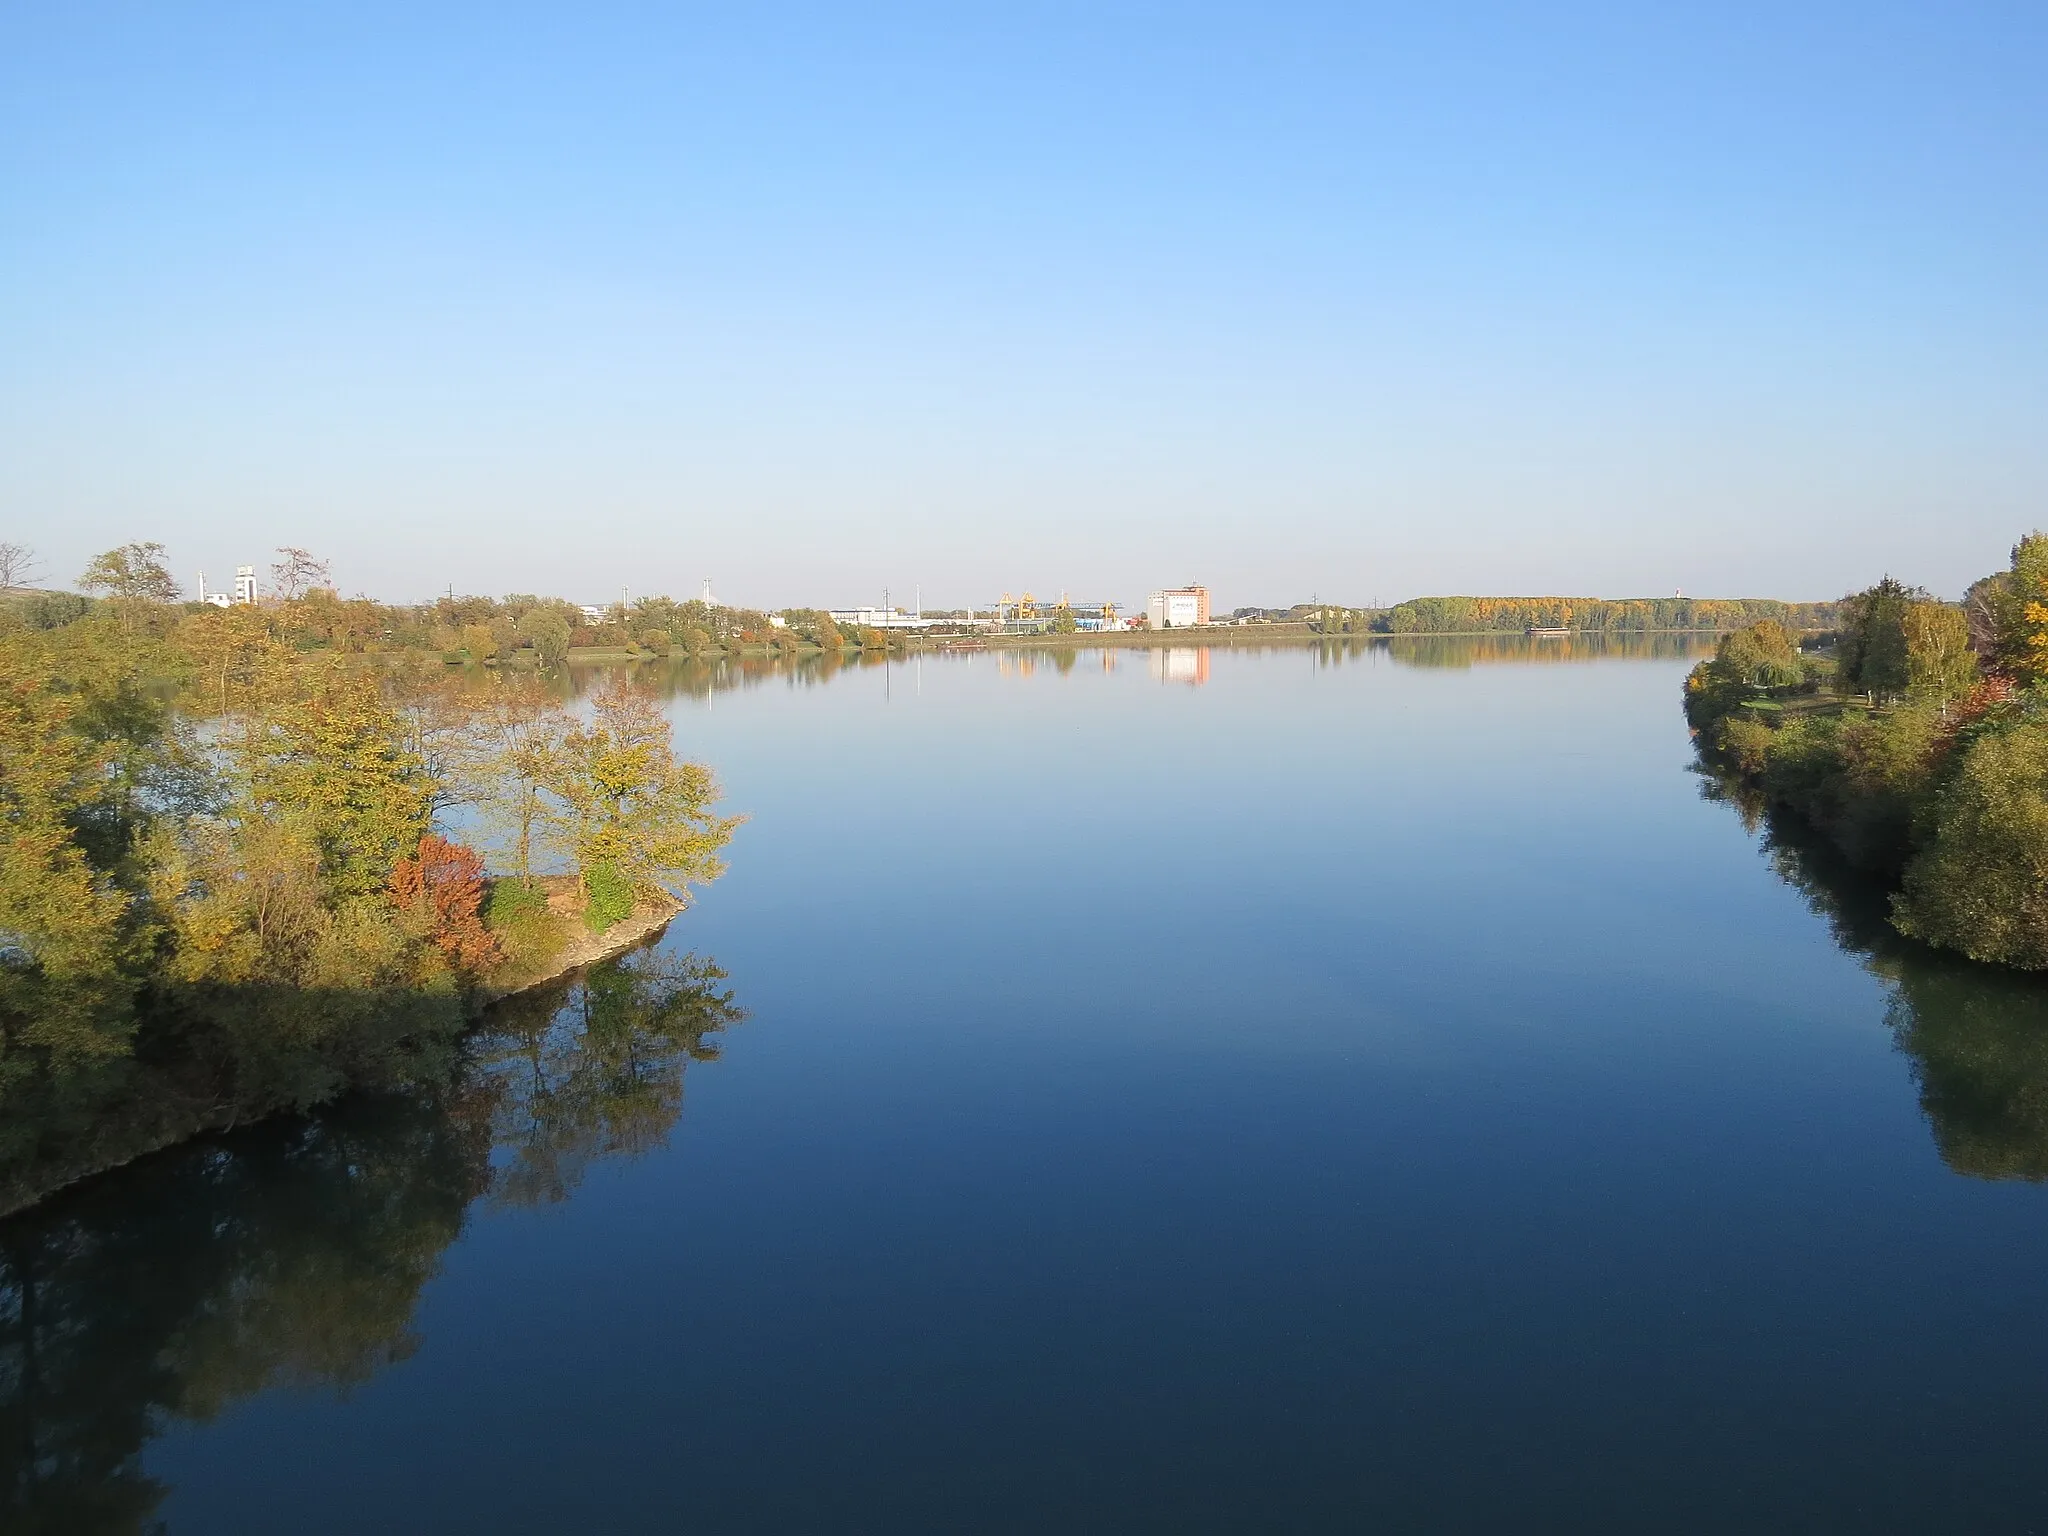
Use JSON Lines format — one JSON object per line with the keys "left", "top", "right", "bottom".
{"left": 477, "top": 889, "right": 685, "bottom": 1003}
{"left": 0, "top": 894, "right": 687, "bottom": 1219}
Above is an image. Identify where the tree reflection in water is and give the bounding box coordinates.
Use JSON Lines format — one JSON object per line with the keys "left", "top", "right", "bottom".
{"left": 1709, "top": 773, "right": 2048, "bottom": 1182}
{"left": 0, "top": 947, "right": 741, "bottom": 1535}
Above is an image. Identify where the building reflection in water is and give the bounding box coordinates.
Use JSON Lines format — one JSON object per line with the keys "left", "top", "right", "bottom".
{"left": 1148, "top": 647, "right": 1211, "bottom": 686}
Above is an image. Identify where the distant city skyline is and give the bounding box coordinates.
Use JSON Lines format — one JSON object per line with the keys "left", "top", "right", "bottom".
{"left": 5, "top": 4, "right": 2042, "bottom": 604}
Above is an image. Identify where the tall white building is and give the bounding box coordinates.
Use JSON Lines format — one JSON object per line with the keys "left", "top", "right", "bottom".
{"left": 1146, "top": 585, "right": 1211, "bottom": 629}
{"left": 232, "top": 566, "right": 259, "bottom": 605}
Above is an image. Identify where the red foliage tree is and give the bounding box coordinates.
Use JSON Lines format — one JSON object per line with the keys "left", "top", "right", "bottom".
{"left": 388, "top": 833, "right": 501, "bottom": 975}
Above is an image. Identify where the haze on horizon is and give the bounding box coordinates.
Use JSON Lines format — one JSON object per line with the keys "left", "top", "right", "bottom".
{"left": 2, "top": 3, "right": 2042, "bottom": 613}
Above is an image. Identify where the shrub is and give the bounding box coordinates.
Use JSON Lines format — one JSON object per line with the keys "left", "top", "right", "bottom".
{"left": 388, "top": 834, "right": 501, "bottom": 976}
{"left": 484, "top": 878, "right": 547, "bottom": 929}
{"left": 482, "top": 878, "right": 567, "bottom": 980}
{"left": 1715, "top": 716, "right": 1776, "bottom": 776}
{"left": 583, "top": 861, "right": 634, "bottom": 934}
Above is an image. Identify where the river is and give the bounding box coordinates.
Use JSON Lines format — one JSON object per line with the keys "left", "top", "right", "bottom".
{"left": 9, "top": 636, "right": 2048, "bottom": 1532}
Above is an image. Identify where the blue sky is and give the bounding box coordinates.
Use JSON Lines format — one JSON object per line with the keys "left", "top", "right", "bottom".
{"left": 3, "top": 2, "right": 2042, "bottom": 608}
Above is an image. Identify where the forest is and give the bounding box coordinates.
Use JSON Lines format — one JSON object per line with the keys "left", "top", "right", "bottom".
{"left": 0, "top": 542, "right": 738, "bottom": 1209}
{"left": 1386, "top": 594, "right": 1839, "bottom": 634}
{"left": 1686, "top": 534, "right": 2045, "bottom": 969}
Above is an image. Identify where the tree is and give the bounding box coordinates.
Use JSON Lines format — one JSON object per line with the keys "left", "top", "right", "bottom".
{"left": 246, "top": 665, "right": 435, "bottom": 900}
{"left": 537, "top": 678, "right": 737, "bottom": 906}
{"left": 0, "top": 541, "right": 41, "bottom": 592}
{"left": 1964, "top": 571, "right": 2011, "bottom": 659}
{"left": 1683, "top": 619, "right": 1807, "bottom": 737}
{"left": 178, "top": 604, "right": 288, "bottom": 713}
{"left": 1998, "top": 532, "right": 2048, "bottom": 688}
{"left": 78, "top": 542, "right": 180, "bottom": 623}
{"left": 518, "top": 608, "right": 572, "bottom": 668}
{"left": 1837, "top": 577, "right": 1920, "bottom": 702}
{"left": 472, "top": 682, "right": 570, "bottom": 886}
{"left": 1715, "top": 619, "right": 1805, "bottom": 691}
{"left": 388, "top": 833, "right": 500, "bottom": 976}
{"left": 269, "top": 547, "right": 332, "bottom": 602}
{"left": 1903, "top": 601, "right": 1978, "bottom": 713}
{"left": 1895, "top": 722, "right": 2048, "bottom": 969}
{"left": 0, "top": 644, "right": 137, "bottom": 1071}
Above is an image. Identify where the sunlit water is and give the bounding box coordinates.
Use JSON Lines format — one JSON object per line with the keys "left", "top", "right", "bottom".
{"left": 13, "top": 638, "right": 2048, "bottom": 1533}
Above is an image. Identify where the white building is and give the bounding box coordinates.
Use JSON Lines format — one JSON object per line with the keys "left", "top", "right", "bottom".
{"left": 827, "top": 606, "right": 939, "bottom": 630}
{"left": 232, "top": 566, "right": 259, "bottom": 605}
{"left": 1147, "top": 585, "right": 1211, "bottom": 629}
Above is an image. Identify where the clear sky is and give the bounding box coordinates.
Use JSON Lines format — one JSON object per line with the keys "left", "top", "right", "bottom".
{"left": 3, "top": 3, "right": 2042, "bottom": 610}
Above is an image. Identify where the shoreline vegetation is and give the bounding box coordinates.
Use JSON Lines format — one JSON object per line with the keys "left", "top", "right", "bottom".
{"left": 1686, "top": 533, "right": 2048, "bottom": 971}
{"left": 1, "top": 543, "right": 739, "bottom": 1214}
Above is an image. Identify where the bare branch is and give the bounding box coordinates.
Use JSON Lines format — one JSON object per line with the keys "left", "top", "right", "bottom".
{"left": 269, "top": 547, "right": 333, "bottom": 602}
{"left": 0, "top": 540, "right": 43, "bottom": 592}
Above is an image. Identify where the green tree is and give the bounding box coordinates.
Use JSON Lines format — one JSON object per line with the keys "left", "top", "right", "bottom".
{"left": 517, "top": 608, "right": 572, "bottom": 668}
{"left": 77, "top": 542, "right": 179, "bottom": 605}
{"left": 1895, "top": 722, "right": 2048, "bottom": 969}
{"left": 1716, "top": 619, "right": 1806, "bottom": 690}
{"left": 244, "top": 664, "right": 435, "bottom": 901}
{"left": 1682, "top": 619, "right": 1807, "bottom": 737}
{"left": 1837, "top": 577, "right": 1920, "bottom": 702}
{"left": 78, "top": 542, "right": 179, "bottom": 634}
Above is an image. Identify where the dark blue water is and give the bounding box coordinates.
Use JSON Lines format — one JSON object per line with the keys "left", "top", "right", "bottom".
{"left": 19, "top": 640, "right": 2048, "bottom": 1532}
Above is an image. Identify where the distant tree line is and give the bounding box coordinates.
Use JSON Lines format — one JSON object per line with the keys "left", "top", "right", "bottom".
{"left": 0, "top": 540, "right": 915, "bottom": 667}
{"left": 1384, "top": 595, "right": 1839, "bottom": 634}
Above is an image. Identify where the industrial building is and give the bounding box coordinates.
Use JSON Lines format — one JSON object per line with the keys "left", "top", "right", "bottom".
{"left": 984, "top": 593, "right": 1119, "bottom": 633}
{"left": 1147, "top": 585, "right": 1211, "bottom": 629}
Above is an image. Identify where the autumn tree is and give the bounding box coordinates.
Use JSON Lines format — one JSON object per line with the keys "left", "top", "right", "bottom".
{"left": 1996, "top": 532, "right": 2048, "bottom": 688}
{"left": 471, "top": 680, "right": 571, "bottom": 885}
{"left": 177, "top": 604, "right": 288, "bottom": 714}
{"left": 537, "top": 678, "right": 737, "bottom": 910}
{"left": 1903, "top": 602, "right": 1978, "bottom": 713}
{"left": 0, "top": 643, "right": 138, "bottom": 1073}
{"left": 269, "top": 546, "right": 332, "bottom": 602}
{"left": 388, "top": 833, "right": 500, "bottom": 976}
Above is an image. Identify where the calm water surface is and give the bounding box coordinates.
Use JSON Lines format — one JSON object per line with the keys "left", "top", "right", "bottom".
{"left": 14, "top": 638, "right": 2048, "bottom": 1533}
